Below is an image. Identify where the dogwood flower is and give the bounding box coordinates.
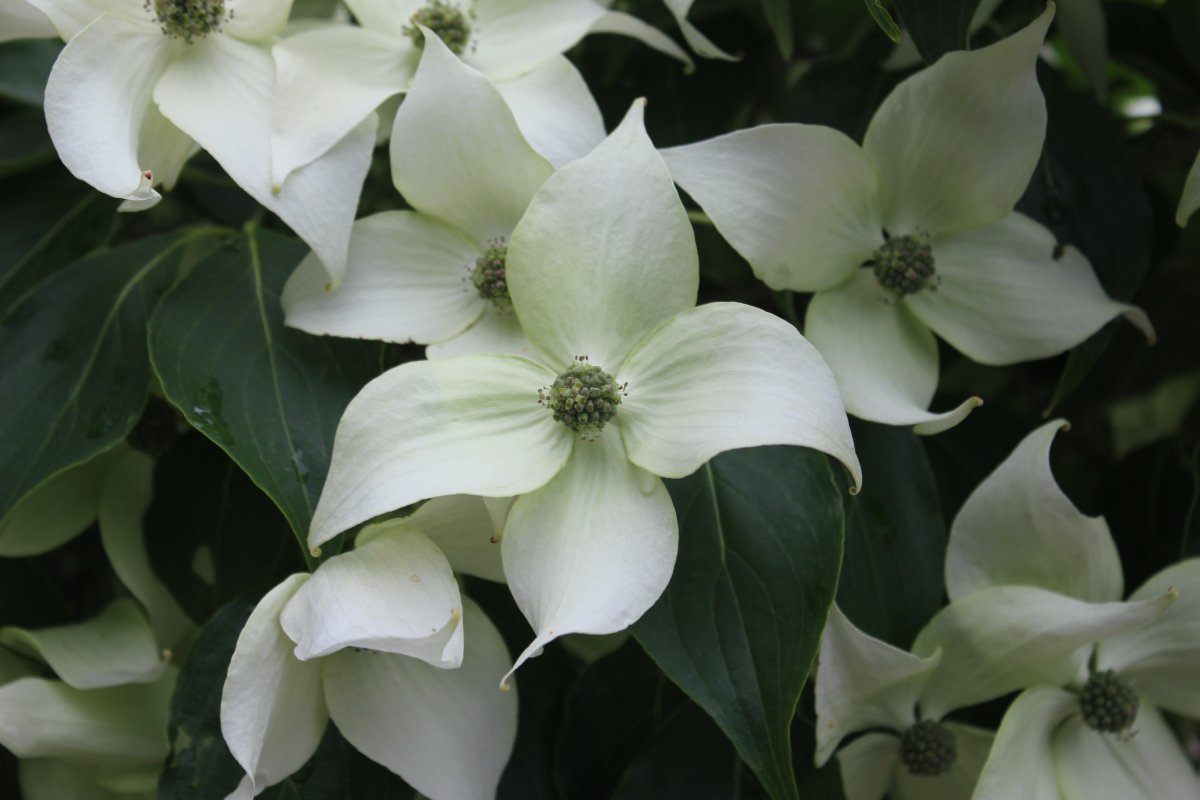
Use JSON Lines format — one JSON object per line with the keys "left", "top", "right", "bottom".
{"left": 282, "top": 29, "right": 547, "bottom": 358}
{"left": 221, "top": 499, "right": 513, "bottom": 800}
{"left": 815, "top": 581, "right": 1175, "bottom": 800}
{"left": 38, "top": 0, "right": 373, "bottom": 281}
{"left": 268, "top": 0, "right": 691, "bottom": 189}
{"left": 305, "top": 99, "right": 861, "bottom": 682}
{"left": 0, "top": 447, "right": 193, "bottom": 799}
{"left": 661, "top": 5, "right": 1152, "bottom": 434}
{"left": 939, "top": 420, "right": 1200, "bottom": 798}
{"left": 1178, "top": 147, "right": 1200, "bottom": 227}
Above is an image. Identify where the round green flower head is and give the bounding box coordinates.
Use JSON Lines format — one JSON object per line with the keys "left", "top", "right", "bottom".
{"left": 869, "top": 231, "right": 938, "bottom": 296}
{"left": 898, "top": 719, "right": 957, "bottom": 777}
{"left": 471, "top": 242, "right": 512, "bottom": 314}
{"left": 539, "top": 357, "right": 626, "bottom": 441}
{"left": 1080, "top": 670, "right": 1139, "bottom": 734}
{"left": 403, "top": 1, "right": 472, "bottom": 55}
{"left": 147, "top": 0, "right": 226, "bottom": 43}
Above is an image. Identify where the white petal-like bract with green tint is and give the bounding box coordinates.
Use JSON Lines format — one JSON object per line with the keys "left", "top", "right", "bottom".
{"left": 662, "top": 124, "right": 883, "bottom": 292}
{"left": 223, "top": 0, "right": 292, "bottom": 40}
{"left": 1095, "top": 558, "right": 1200, "bottom": 719}
{"left": 1177, "top": 147, "right": 1200, "bottom": 226}
{"left": 282, "top": 211, "right": 485, "bottom": 344}
{"left": 280, "top": 528, "right": 464, "bottom": 665}
{"left": 0, "top": 0, "right": 55, "bottom": 42}
{"left": 494, "top": 55, "right": 605, "bottom": 169}
{"left": 321, "top": 599, "right": 518, "bottom": 800}
{"left": 804, "top": 271, "right": 980, "bottom": 433}
{"left": 905, "top": 213, "right": 1154, "bottom": 365}
{"left": 0, "top": 447, "right": 116, "bottom": 557}
{"left": 43, "top": 14, "right": 173, "bottom": 207}
{"left": 271, "top": 25, "right": 414, "bottom": 187}
{"left": 836, "top": 732, "right": 897, "bottom": 800}
{"left": 468, "top": 0, "right": 607, "bottom": 79}
{"left": 946, "top": 419, "right": 1123, "bottom": 603}
{"left": 663, "top": 0, "right": 738, "bottom": 61}
{"left": 1054, "top": 705, "right": 1200, "bottom": 799}
{"left": 153, "top": 35, "right": 375, "bottom": 285}
{"left": 308, "top": 355, "right": 571, "bottom": 548}
{"left": 814, "top": 606, "right": 940, "bottom": 765}
{"left": 0, "top": 600, "right": 164, "bottom": 690}
{"left": 425, "top": 307, "right": 536, "bottom": 359}
{"left": 507, "top": 99, "right": 698, "bottom": 369}
{"left": 404, "top": 495, "right": 506, "bottom": 583}
{"left": 912, "top": 585, "right": 1175, "bottom": 720}
{"left": 501, "top": 434, "right": 677, "bottom": 683}
{"left": 0, "top": 672, "right": 174, "bottom": 766}
{"left": 971, "top": 687, "right": 1076, "bottom": 800}
{"left": 221, "top": 575, "right": 327, "bottom": 800}
{"left": 863, "top": 6, "right": 1052, "bottom": 238}
{"left": 390, "top": 31, "right": 553, "bottom": 245}
{"left": 618, "top": 302, "right": 860, "bottom": 486}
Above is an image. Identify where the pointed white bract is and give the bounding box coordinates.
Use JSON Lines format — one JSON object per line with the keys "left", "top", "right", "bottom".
{"left": 269, "top": 0, "right": 687, "bottom": 187}
{"left": 310, "top": 99, "right": 859, "bottom": 680}
{"left": 282, "top": 34, "right": 550, "bottom": 352}
{"left": 40, "top": 0, "right": 372, "bottom": 283}
{"left": 663, "top": 5, "right": 1152, "bottom": 433}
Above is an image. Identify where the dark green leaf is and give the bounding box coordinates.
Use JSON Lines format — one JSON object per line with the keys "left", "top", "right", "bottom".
{"left": 633, "top": 446, "right": 845, "bottom": 800}
{"left": 864, "top": 0, "right": 903, "bottom": 44}
{"left": 0, "top": 164, "right": 116, "bottom": 318}
{"left": 0, "top": 232, "right": 205, "bottom": 522}
{"left": 556, "top": 641, "right": 683, "bottom": 800}
{"left": 145, "top": 432, "right": 302, "bottom": 625}
{"left": 149, "top": 226, "right": 381, "bottom": 557}
{"left": 792, "top": 691, "right": 845, "bottom": 799}
{"left": 0, "top": 40, "right": 60, "bottom": 107}
{"left": 891, "top": 0, "right": 983, "bottom": 61}
{"left": 159, "top": 595, "right": 416, "bottom": 800}
{"left": 763, "top": 0, "right": 795, "bottom": 59}
{"left": 0, "top": 108, "right": 54, "bottom": 176}
{"left": 836, "top": 420, "right": 945, "bottom": 648}
{"left": 1018, "top": 68, "right": 1154, "bottom": 412}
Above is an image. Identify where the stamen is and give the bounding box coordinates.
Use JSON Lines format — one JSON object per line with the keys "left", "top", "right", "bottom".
{"left": 403, "top": 1, "right": 472, "bottom": 55}
{"left": 538, "top": 356, "right": 626, "bottom": 441}
{"left": 866, "top": 231, "right": 938, "bottom": 296}
{"left": 898, "top": 719, "right": 957, "bottom": 777}
{"left": 1080, "top": 670, "right": 1139, "bottom": 734}
{"left": 147, "top": 0, "right": 228, "bottom": 43}
{"left": 469, "top": 241, "right": 512, "bottom": 314}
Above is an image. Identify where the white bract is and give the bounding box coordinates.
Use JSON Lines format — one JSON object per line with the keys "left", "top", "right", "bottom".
{"left": 941, "top": 420, "right": 1200, "bottom": 799}
{"left": 0, "top": 0, "right": 56, "bottom": 41}
{"left": 37, "top": 0, "right": 373, "bottom": 282}
{"left": 0, "top": 448, "right": 193, "bottom": 800}
{"left": 282, "top": 30, "right": 547, "bottom": 358}
{"left": 661, "top": 5, "right": 1153, "bottom": 434}
{"left": 222, "top": 498, "right": 513, "bottom": 800}
{"left": 306, "top": 99, "right": 861, "bottom": 682}
{"left": 662, "top": 0, "right": 737, "bottom": 61}
{"left": 269, "top": 0, "right": 691, "bottom": 191}
{"left": 1178, "top": 147, "right": 1200, "bottom": 227}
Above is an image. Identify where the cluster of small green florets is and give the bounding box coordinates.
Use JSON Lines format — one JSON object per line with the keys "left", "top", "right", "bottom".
{"left": 470, "top": 242, "right": 512, "bottom": 314}
{"left": 1080, "top": 670, "right": 1139, "bottom": 734}
{"left": 403, "top": 1, "right": 472, "bottom": 55}
{"left": 538, "top": 357, "right": 626, "bottom": 440}
{"left": 869, "top": 231, "right": 938, "bottom": 296}
{"left": 146, "top": 0, "right": 227, "bottom": 43}
{"left": 898, "top": 719, "right": 957, "bottom": 777}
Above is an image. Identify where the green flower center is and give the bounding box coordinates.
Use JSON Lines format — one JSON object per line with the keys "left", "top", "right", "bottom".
{"left": 538, "top": 358, "right": 626, "bottom": 441}
{"left": 403, "top": 1, "right": 472, "bottom": 55}
{"left": 898, "top": 720, "right": 957, "bottom": 777}
{"left": 147, "top": 0, "right": 227, "bottom": 43}
{"left": 868, "top": 232, "right": 938, "bottom": 296}
{"left": 470, "top": 242, "right": 511, "bottom": 314}
{"left": 1080, "top": 670, "right": 1139, "bottom": 734}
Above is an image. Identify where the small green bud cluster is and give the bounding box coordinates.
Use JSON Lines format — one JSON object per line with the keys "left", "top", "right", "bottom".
{"left": 403, "top": 1, "right": 472, "bottom": 55}
{"left": 146, "top": 0, "right": 227, "bottom": 43}
{"left": 1080, "top": 670, "right": 1139, "bottom": 734}
{"left": 470, "top": 242, "right": 512, "bottom": 314}
{"left": 898, "top": 720, "right": 957, "bottom": 777}
{"left": 869, "top": 231, "right": 938, "bottom": 296}
{"left": 539, "top": 357, "right": 626, "bottom": 440}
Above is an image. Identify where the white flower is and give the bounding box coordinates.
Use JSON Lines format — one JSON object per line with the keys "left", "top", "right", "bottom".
{"left": 1177, "top": 147, "right": 1200, "bottom": 227}
{"left": 281, "top": 31, "right": 547, "bottom": 358}
{"left": 0, "top": 0, "right": 56, "bottom": 41}
{"left": 660, "top": 4, "right": 1153, "bottom": 434}
{"left": 268, "top": 0, "right": 692, "bottom": 191}
{"left": 38, "top": 0, "right": 373, "bottom": 282}
{"left": 938, "top": 420, "right": 1200, "bottom": 799}
{"left": 306, "top": 99, "right": 862, "bottom": 682}
{"left": 221, "top": 497, "right": 514, "bottom": 800}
